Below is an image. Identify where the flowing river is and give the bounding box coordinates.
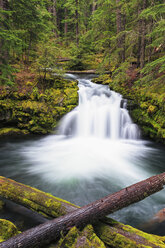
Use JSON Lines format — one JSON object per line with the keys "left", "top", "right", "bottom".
{"left": 0, "top": 74, "right": 165, "bottom": 234}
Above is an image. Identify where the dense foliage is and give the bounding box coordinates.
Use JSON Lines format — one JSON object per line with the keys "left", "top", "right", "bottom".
{"left": 0, "top": 0, "right": 164, "bottom": 140}
{"left": 0, "top": 0, "right": 164, "bottom": 82}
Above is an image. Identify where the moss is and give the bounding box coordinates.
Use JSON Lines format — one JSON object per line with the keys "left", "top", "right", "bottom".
{"left": 0, "top": 76, "right": 78, "bottom": 136}
{"left": 95, "top": 218, "right": 165, "bottom": 248}
{"left": 0, "top": 177, "right": 78, "bottom": 219}
{"left": 147, "top": 105, "right": 157, "bottom": 115}
{"left": 0, "top": 219, "right": 20, "bottom": 242}
{"left": 56, "top": 225, "right": 106, "bottom": 248}
{"left": 95, "top": 223, "right": 138, "bottom": 248}
{"left": 92, "top": 74, "right": 112, "bottom": 85}
{"left": 122, "top": 224, "right": 165, "bottom": 247}
{"left": 0, "top": 128, "right": 29, "bottom": 136}
{"left": 0, "top": 200, "right": 5, "bottom": 210}
{"left": 92, "top": 74, "right": 165, "bottom": 143}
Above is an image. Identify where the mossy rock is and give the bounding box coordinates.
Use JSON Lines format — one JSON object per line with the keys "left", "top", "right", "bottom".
{"left": 0, "top": 128, "right": 29, "bottom": 136}
{"left": 0, "top": 219, "right": 20, "bottom": 243}
{"left": 0, "top": 76, "right": 78, "bottom": 136}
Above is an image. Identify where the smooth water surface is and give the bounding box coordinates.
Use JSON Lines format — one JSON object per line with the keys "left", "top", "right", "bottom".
{"left": 0, "top": 74, "right": 165, "bottom": 234}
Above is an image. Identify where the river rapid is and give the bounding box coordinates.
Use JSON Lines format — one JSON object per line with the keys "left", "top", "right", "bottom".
{"left": 0, "top": 74, "right": 165, "bottom": 234}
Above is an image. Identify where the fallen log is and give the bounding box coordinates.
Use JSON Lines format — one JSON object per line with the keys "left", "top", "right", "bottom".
{"left": 66, "top": 70, "right": 111, "bottom": 74}
{"left": 0, "top": 173, "right": 165, "bottom": 248}
{"left": 1, "top": 178, "right": 164, "bottom": 248}
{"left": 0, "top": 177, "right": 78, "bottom": 219}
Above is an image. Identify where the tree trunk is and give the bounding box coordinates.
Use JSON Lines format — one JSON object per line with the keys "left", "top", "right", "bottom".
{"left": 64, "top": 7, "right": 68, "bottom": 37}
{"left": 48, "top": 0, "right": 58, "bottom": 38}
{"left": 137, "top": 1, "right": 142, "bottom": 67}
{"left": 0, "top": 173, "right": 165, "bottom": 248}
{"left": 0, "top": 0, "right": 9, "bottom": 72}
{"left": 0, "top": 0, "right": 8, "bottom": 9}
{"left": 92, "top": 0, "right": 97, "bottom": 14}
{"left": 116, "top": 0, "right": 125, "bottom": 63}
{"left": 52, "top": 0, "right": 58, "bottom": 38}
{"left": 137, "top": 0, "right": 147, "bottom": 69}
{"left": 0, "top": 177, "right": 77, "bottom": 219}
{"left": 75, "top": 0, "right": 79, "bottom": 45}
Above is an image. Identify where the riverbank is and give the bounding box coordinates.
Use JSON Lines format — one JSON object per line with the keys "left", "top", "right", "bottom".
{"left": 92, "top": 74, "right": 165, "bottom": 144}
{"left": 0, "top": 70, "right": 78, "bottom": 136}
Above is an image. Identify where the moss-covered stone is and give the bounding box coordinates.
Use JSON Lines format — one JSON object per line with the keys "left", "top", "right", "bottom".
{"left": 0, "top": 128, "right": 29, "bottom": 136}
{"left": 0, "top": 219, "right": 20, "bottom": 243}
{"left": 0, "top": 76, "right": 78, "bottom": 136}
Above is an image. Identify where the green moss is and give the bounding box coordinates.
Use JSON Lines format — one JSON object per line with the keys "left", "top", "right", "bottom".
{"left": 0, "top": 128, "right": 29, "bottom": 136}
{"left": 0, "top": 219, "right": 20, "bottom": 242}
{"left": 57, "top": 225, "right": 106, "bottom": 248}
{"left": 95, "top": 223, "right": 138, "bottom": 248}
{"left": 92, "top": 74, "right": 165, "bottom": 143}
{"left": 0, "top": 177, "right": 78, "bottom": 219}
{"left": 0, "top": 200, "right": 5, "bottom": 210}
{"left": 122, "top": 224, "right": 165, "bottom": 247}
{"left": 0, "top": 76, "right": 78, "bottom": 136}
{"left": 95, "top": 218, "right": 165, "bottom": 248}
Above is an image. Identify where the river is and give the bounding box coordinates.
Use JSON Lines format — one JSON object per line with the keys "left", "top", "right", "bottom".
{"left": 0, "top": 74, "right": 165, "bottom": 234}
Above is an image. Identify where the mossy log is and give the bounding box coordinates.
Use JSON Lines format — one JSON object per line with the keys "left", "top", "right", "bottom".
{"left": 0, "top": 177, "right": 78, "bottom": 219}
{"left": 0, "top": 173, "right": 165, "bottom": 248}
{"left": 0, "top": 219, "right": 20, "bottom": 243}
{"left": 66, "top": 70, "right": 111, "bottom": 74}
{"left": 53, "top": 225, "right": 106, "bottom": 248}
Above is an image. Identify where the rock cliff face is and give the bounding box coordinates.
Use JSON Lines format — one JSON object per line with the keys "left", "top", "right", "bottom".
{"left": 92, "top": 75, "right": 165, "bottom": 144}
{"left": 0, "top": 76, "right": 78, "bottom": 136}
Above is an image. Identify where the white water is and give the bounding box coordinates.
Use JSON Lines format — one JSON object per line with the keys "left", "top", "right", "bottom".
{"left": 60, "top": 78, "right": 140, "bottom": 140}
{"left": 24, "top": 75, "right": 154, "bottom": 186}
{"left": 3, "top": 74, "right": 165, "bottom": 228}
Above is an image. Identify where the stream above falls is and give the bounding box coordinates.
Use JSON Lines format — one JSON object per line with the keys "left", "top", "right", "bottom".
{"left": 0, "top": 74, "right": 165, "bottom": 235}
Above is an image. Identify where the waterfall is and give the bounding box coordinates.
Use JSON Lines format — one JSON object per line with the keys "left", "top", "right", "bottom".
{"left": 59, "top": 78, "right": 140, "bottom": 140}
{"left": 1, "top": 74, "right": 163, "bottom": 230}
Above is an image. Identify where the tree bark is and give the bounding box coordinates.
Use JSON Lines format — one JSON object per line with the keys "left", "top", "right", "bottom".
{"left": 140, "top": 2, "right": 146, "bottom": 69}
{"left": 48, "top": 0, "right": 58, "bottom": 38}
{"left": 0, "top": 177, "right": 77, "bottom": 219}
{"left": 0, "top": 173, "right": 165, "bottom": 248}
{"left": 137, "top": 0, "right": 147, "bottom": 69}
{"left": 0, "top": 0, "right": 8, "bottom": 10}
{"left": 75, "top": 0, "right": 79, "bottom": 45}
{"left": 116, "top": 0, "right": 125, "bottom": 63}
{"left": 0, "top": 0, "right": 9, "bottom": 71}
{"left": 92, "top": 0, "right": 97, "bottom": 14}
{"left": 64, "top": 7, "right": 68, "bottom": 39}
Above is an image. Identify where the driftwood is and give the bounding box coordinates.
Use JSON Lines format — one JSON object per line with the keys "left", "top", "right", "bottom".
{"left": 0, "top": 173, "right": 165, "bottom": 248}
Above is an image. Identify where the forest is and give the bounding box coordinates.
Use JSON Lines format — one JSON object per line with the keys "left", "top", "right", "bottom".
{"left": 0, "top": 0, "right": 165, "bottom": 141}
{"left": 0, "top": 0, "right": 164, "bottom": 141}
{"left": 0, "top": 0, "right": 165, "bottom": 247}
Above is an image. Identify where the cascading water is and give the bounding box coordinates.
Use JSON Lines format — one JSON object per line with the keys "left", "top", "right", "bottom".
{"left": 23, "top": 75, "right": 154, "bottom": 188}
{"left": 2, "top": 74, "right": 164, "bottom": 231}
{"left": 59, "top": 78, "right": 140, "bottom": 140}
